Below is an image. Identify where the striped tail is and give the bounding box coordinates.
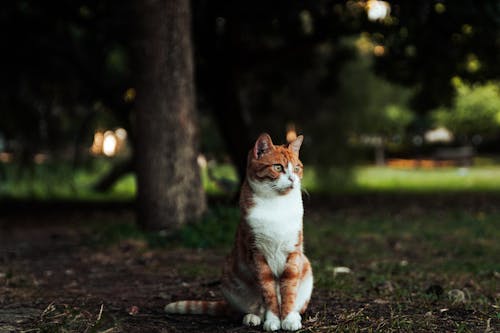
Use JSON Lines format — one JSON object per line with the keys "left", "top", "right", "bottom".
{"left": 165, "top": 300, "right": 229, "bottom": 316}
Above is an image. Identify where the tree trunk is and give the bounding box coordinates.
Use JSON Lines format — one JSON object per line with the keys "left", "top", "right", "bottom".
{"left": 134, "top": 0, "right": 206, "bottom": 231}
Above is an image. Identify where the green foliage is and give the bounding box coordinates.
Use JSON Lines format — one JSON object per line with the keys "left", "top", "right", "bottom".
{"left": 333, "top": 41, "right": 415, "bottom": 138}
{"left": 303, "top": 36, "right": 416, "bottom": 166}
{"left": 383, "top": 105, "right": 415, "bottom": 135}
{"left": 431, "top": 81, "right": 500, "bottom": 139}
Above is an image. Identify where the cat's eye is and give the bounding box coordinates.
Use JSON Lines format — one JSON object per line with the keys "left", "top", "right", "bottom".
{"left": 294, "top": 165, "right": 301, "bottom": 172}
{"left": 272, "top": 164, "right": 284, "bottom": 172}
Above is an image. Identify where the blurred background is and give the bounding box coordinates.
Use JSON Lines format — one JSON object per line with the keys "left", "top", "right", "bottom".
{"left": 1, "top": 0, "right": 499, "bottom": 207}
{"left": 0, "top": 0, "right": 500, "bottom": 200}
{"left": 1, "top": 2, "right": 500, "bottom": 331}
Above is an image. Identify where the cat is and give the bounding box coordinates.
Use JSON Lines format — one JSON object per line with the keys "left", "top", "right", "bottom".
{"left": 165, "top": 133, "right": 313, "bottom": 331}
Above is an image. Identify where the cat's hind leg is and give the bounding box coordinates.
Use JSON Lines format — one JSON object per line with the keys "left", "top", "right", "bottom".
{"left": 221, "top": 279, "right": 265, "bottom": 327}
{"left": 242, "top": 313, "right": 261, "bottom": 326}
{"left": 240, "top": 298, "right": 265, "bottom": 327}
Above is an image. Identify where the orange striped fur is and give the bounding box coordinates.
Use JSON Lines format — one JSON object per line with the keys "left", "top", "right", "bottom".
{"left": 164, "top": 300, "right": 229, "bottom": 315}
{"left": 166, "top": 133, "right": 313, "bottom": 331}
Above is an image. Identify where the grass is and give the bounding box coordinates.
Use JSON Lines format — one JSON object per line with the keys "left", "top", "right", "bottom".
{"left": 85, "top": 205, "right": 239, "bottom": 250}
{"left": 3, "top": 159, "right": 500, "bottom": 200}
{"left": 0, "top": 159, "right": 136, "bottom": 200}
{"left": 305, "top": 207, "right": 500, "bottom": 331}
{"left": 80, "top": 203, "right": 500, "bottom": 331}
{"left": 352, "top": 166, "right": 500, "bottom": 192}
{"left": 302, "top": 165, "right": 500, "bottom": 193}
{"left": 307, "top": 209, "right": 500, "bottom": 284}
{"left": 154, "top": 204, "right": 500, "bottom": 288}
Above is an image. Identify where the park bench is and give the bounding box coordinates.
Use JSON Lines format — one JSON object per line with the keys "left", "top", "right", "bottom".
{"left": 432, "top": 146, "right": 475, "bottom": 166}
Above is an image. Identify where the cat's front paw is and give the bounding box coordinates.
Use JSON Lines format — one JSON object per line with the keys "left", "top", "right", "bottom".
{"left": 263, "top": 311, "right": 281, "bottom": 331}
{"left": 281, "top": 311, "right": 302, "bottom": 331}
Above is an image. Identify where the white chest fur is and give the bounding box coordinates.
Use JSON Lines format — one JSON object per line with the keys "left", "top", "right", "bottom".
{"left": 247, "top": 187, "right": 303, "bottom": 277}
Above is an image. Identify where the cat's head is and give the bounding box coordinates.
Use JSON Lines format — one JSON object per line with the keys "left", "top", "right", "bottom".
{"left": 246, "top": 133, "right": 304, "bottom": 196}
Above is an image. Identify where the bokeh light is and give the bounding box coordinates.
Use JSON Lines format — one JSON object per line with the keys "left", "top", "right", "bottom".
{"left": 366, "top": 0, "right": 390, "bottom": 22}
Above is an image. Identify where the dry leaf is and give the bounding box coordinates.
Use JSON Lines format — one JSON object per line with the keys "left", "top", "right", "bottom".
{"left": 128, "top": 305, "right": 139, "bottom": 316}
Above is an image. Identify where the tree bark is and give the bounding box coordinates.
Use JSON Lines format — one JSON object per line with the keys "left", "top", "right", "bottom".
{"left": 134, "top": 0, "right": 206, "bottom": 231}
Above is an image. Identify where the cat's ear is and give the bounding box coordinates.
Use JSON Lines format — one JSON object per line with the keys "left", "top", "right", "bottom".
{"left": 289, "top": 135, "right": 303, "bottom": 155}
{"left": 253, "top": 133, "right": 274, "bottom": 159}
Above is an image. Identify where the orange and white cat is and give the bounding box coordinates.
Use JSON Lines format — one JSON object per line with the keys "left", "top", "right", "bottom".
{"left": 165, "top": 133, "right": 313, "bottom": 331}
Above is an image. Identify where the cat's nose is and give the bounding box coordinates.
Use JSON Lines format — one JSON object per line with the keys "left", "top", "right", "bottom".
{"left": 288, "top": 175, "right": 294, "bottom": 182}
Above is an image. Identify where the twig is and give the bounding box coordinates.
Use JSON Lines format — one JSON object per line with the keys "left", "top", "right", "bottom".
{"left": 484, "top": 318, "right": 492, "bottom": 333}
{"left": 98, "top": 328, "right": 117, "bottom": 333}
{"left": 97, "top": 304, "right": 104, "bottom": 322}
{"left": 40, "top": 301, "right": 56, "bottom": 318}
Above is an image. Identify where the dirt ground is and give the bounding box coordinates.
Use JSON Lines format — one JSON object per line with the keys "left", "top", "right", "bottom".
{"left": 0, "top": 213, "right": 339, "bottom": 333}
{"left": 1, "top": 195, "right": 499, "bottom": 332}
